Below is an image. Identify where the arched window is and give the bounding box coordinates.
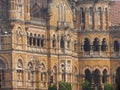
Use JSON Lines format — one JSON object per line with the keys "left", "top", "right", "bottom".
{"left": 84, "top": 38, "right": 91, "bottom": 52}
{"left": 105, "top": 8, "right": 108, "bottom": 29}
{"left": 52, "top": 34, "right": 56, "bottom": 48}
{"left": 102, "top": 69, "right": 108, "bottom": 83}
{"left": 60, "top": 36, "right": 65, "bottom": 48}
{"left": 85, "top": 69, "right": 92, "bottom": 83}
{"left": 116, "top": 67, "right": 120, "bottom": 90}
{"left": 29, "top": 33, "right": 32, "bottom": 46}
{"left": 80, "top": 7, "right": 85, "bottom": 30}
{"left": 98, "top": 7, "right": 102, "bottom": 29}
{"left": 93, "top": 69, "right": 100, "bottom": 84}
{"left": 37, "top": 34, "right": 41, "bottom": 47}
{"left": 114, "top": 40, "right": 119, "bottom": 52}
{"left": 0, "top": 59, "right": 6, "bottom": 87}
{"left": 41, "top": 35, "right": 45, "bottom": 47}
{"left": 101, "top": 38, "right": 107, "bottom": 51}
{"left": 17, "top": 59, "right": 23, "bottom": 86}
{"left": 33, "top": 34, "right": 36, "bottom": 46}
{"left": 27, "top": 62, "right": 33, "bottom": 86}
{"left": 60, "top": 63, "right": 65, "bottom": 81}
{"left": 93, "top": 38, "right": 100, "bottom": 51}
{"left": 89, "top": 7, "right": 94, "bottom": 29}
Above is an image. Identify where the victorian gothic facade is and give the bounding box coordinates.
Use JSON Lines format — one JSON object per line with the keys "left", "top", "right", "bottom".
{"left": 0, "top": 0, "right": 120, "bottom": 90}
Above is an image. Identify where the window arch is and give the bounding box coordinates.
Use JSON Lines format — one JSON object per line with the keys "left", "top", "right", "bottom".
{"left": 80, "top": 7, "right": 85, "bottom": 30}
{"left": 101, "top": 38, "right": 107, "bottom": 51}
{"left": 52, "top": 34, "right": 56, "bottom": 48}
{"left": 17, "top": 59, "right": 23, "bottom": 86}
{"left": 93, "top": 69, "right": 100, "bottom": 84}
{"left": 89, "top": 7, "right": 94, "bottom": 29}
{"left": 114, "top": 40, "right": 119, "bottom": 52}
{"left": 60, "top": 36, "right": 65, "bottom": 48}
{"left": 41, "top": 35, "right": 45, "bottom": 47}
{"left": 29, "top": 33, "right": 33, "bottom": 46}
{"left": 84, "top": 38, "right": 91, "bottom": 52}
{"left": 85, "top": 69, "right": 92, "bottom": 83}
{"left": 33, "top": 34, "right": 36, "bottom": 46}
{"left": 105, "top": 8, "right": 108, "bottom": 29}
{"left": 98, "top": 7, "right": 102, "bottom": 29}
{"left": 93, "top": 38, "right": 100, "bottom": 51}
{"left": 102, "top": 69, "right": 108, "bottom": 83}
{"left": 0, "top": 59, "right": 6, "bottom": 86}
{"left": 37, "top": 34, "right": 41, "bottom": 47}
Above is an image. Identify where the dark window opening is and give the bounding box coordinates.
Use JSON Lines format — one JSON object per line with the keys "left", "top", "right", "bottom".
{"left": 114, "top": 40, "right": 119, "bottom": 52}
{"left": 60, "top": 36, "right": 65, "bottom": 48}
{"left": 93, "top": 38, "right": 99, "bottom": 51}
{"left": 84, "top": 38, "right": 91, "bottom": 52}
{"left": 101, "top": 38, "right": 107, "bottom": 51}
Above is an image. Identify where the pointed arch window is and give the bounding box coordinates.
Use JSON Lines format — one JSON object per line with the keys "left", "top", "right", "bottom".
{"left": 37, "top": 34, "right": 41, "bottom": 47}
{"left": 85, "top": 69, "right": 92, "bottom": 83}
{"left": 89, "top": 7, "right": 94, "bottom": 29}
{"left": 102, "top": 69, "right": 108, "bottom": 83}
{"left": 84, "top": 38, "right": 91, "bottom": 52}
{"left": 114, "top": 40, "right": 119, "bottom": 52}
{"left": 60, "top": 36, "right": 65, "bottom": 48}
{"left": 105, "top": 8, "right": 108, "bottom": 29}
{"left": 41, "top": 35, "right": 45, "bottom": 48}
{"left": 80, "top": 7, "right": 85, "bottom": 30}
{"left": 0, "top": 59, "right": 6, "bottom": 87}
{"left": 98, "top": 7, "right": 102, "bottom": 29}
{"left": 33, "top": 34, "right": 36, "bottom": 46}
{"left": 29, "top": 33, "right": 32, "bottom": 46}
{"left": 52, "top": 34, "right": 56, "bottom": 48}
{"left": 93, "top": 38, "right": 100, "bottom": 51}
{"left": 101, "top": 38, "right": 107, "bottom": 51}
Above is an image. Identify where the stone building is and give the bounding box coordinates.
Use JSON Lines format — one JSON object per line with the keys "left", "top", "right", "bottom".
{"left": 0, "top": 0, "right": 120, "bottom": 90}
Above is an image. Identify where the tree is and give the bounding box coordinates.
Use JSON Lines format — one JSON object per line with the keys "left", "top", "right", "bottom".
{"left": 82, "top": 80, "right": 91, "bottom": 90}
{"left": 48, "top": 84, "right": 57, "bottom": 90}
{"left": 59, "top": 81, "right": 72, "bottom": 90}
{"left": 104, "top": 84, "right": 113, "bottom": 90}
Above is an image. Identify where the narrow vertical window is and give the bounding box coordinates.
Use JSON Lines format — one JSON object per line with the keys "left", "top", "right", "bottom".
{"left": 33, "top": 34, "right": 36, "bottom": 46}
{"left": 80, "top": 7, "right": 85, "bottom": 30}
{"left": 37, "top": 34, "right": 41, "bottom": 47}
{"left": 98, "top": 7, "right": 102, "bottom": 29}
{"left": 84, "top": 38, "right": 91, "bottom": 52}
{"left": 93, "top": 38, "right": 100, "bottom": 51}
{"left": 60, "top": 36, "right": 65, "bottom": 48}
{"left": 29, "top": 33, "right": 32, "bottom": 46}
{"left": 114, "top": 40, "right": 119, "bottom": 52}
{"left": 101, "top": 38, "right": 107, "bottom": 51}
{"left": 52, "top": 34, "right": 56, "bottom": 48}
{"left": 89, "top": 7, "right": 94, "bottom": 29}
{"left": 105, "top": 8, "right": 108, "bottom": 29}
{"left": 41, "top": 35, "right": 45, "bottom": 48}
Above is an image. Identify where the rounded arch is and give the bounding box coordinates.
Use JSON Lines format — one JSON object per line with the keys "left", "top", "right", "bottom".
{"left": 93, "top": 37, "right": 100, "bottom": 51}
{"left": 102, "top": 67, "right": 109, "bottom": 75}
{"left": 83, "top": 38, "right": 91, "bottom": 51}
{"left": 84, "top": 69, "right": 92, "bottom": 83}
{"left": 0, "top": 56, "right": 9, "bottom": 69}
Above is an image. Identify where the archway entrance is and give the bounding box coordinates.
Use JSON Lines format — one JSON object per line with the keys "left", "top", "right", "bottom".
{"left": 116, "top": 67, "right": 120, "bottom": 90}
{"left": 0, "top": 59, "right": 6, "bottom": 88}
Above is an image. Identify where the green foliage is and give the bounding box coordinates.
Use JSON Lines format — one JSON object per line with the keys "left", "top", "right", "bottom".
{"left": 82, "top": 81, "right": 91, "bottom": 90}
{"left": 104, "top": 84, "right": 113, "bottom": 90}
{"left": 48, "top": 84, "right": 57, "bottom": 90}
{"left": 59, "top": 81, "right": 72, "bottom": 90}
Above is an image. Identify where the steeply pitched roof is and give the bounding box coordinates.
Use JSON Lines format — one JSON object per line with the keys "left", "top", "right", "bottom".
{"left": 111, "top": 1, "right": 120, "bottom": 26}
